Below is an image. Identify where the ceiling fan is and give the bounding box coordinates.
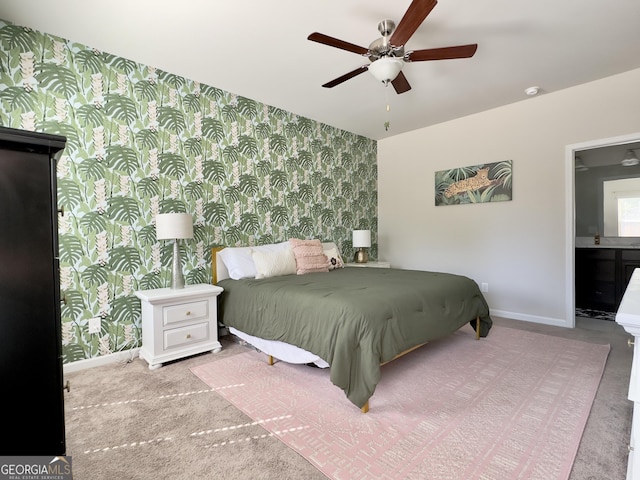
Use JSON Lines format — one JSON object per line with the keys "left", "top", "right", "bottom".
{"left": 307, "top": 0, "right": 478, "bottom": 94}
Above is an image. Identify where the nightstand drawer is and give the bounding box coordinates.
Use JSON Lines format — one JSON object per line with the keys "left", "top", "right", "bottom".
{"left": 164, "top": 322, "right": 209, "bottom": 349}
{"left": 163, "top": 300, "right": 208, "bottom": 326}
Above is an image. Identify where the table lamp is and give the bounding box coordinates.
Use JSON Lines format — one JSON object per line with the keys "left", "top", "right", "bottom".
{"left": 353, "top": 230, "right": 371, "bottom": 264}
{"left": 156, "top": 213, "right": 193, "bottom": 289}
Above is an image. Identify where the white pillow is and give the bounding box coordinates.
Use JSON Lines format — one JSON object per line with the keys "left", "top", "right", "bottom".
{"left": 218, "top": 242, "right": 290, "bottom": 280}
{"left": 218, "top": 247, "right": 254, "bottom": 280}
{"left": 252, "top": 248, "right": 297, "bottom": 279}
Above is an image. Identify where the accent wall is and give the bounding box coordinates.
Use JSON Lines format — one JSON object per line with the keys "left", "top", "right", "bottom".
{"left": 0, "top": 20, "right": 378, "bottom": 363}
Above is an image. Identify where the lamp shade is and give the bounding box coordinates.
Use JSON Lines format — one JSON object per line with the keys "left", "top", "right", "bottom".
{"left": 368, "top": 57, "right": 403, "bottom": 84}
{"left": 353, "top": 230, "right": 371, "bottom": 248}
{"left": 155, "top": 213, "right": 193, "bottom": 240}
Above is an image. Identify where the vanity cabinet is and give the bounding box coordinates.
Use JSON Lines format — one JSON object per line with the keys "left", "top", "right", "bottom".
{"left": 575, "top": 248, "right": 617, "bottom": 311}
{"left": 576, "top": 248, "right": 640, "bottom": 312}
{"left": 621, "top": 250, "right": 640, "bottom": 296}
{"left": 0, "top": 126, "right": 67, "bottom": 454}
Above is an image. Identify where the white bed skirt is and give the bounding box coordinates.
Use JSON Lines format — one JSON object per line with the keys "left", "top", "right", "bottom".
{"left": 229, "top": 327, "right": 329, "bottom": 368}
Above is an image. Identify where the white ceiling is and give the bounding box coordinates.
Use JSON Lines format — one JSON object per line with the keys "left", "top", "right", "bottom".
{"left": 1, "top": 0, "right": 639, "bottom": 141}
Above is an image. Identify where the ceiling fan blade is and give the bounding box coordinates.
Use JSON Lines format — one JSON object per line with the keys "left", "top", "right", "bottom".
{"left": 391, "top": 71, "right": 411, "bottom": 94}
{"left": 322, "top": 65, "right": 369, "bottom": 88}
{"left": 308, "top": 32, "right": 369, "bottom": 56}
{"left": 390, "top": 0, "right": 438, "bottom": 46}
{"left": 406, "top": 44, "right": 478, "bottom": 62}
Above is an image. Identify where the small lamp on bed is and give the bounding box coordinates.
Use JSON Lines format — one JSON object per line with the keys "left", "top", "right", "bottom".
{"left": 156, "top": 212, "right": 193, "bottom": 289}
{"left": 353, "top": 229, "right": 371, "bottom": 264}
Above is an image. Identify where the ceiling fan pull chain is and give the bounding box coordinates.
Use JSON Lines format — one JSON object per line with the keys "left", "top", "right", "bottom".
{"left": 386, "top": 87, "right": 391, "bottom": 112}
{"left": 384, "top": 87, "right": 391, "bottom": 131}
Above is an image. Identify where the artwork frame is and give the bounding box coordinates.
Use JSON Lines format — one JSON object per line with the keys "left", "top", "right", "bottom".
{"left": 435, "top": 160, "right": 512, "bottom": 206}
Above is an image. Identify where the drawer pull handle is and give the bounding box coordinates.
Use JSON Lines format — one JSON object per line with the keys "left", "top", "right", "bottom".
{"left": 629, "top": 338, "right": 635, "bottom": 348}
{"left": 186, "top": 333, "right": 191, "bottom": 339}
{"left": 185, "top": 311, "right": 191, "bottom": 316}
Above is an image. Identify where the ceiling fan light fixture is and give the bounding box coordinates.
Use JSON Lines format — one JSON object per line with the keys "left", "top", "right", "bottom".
{"left": 621, "top": 149, "right": 640, "bottom": 167}
{"left": 308, "top": 0, "right": 477, "bottom": 94}
{"left": 575, "top": 156, "right": 588, "bottom": 172}
{"left": 369, "top": 57, "right": 403, "bottom": 85}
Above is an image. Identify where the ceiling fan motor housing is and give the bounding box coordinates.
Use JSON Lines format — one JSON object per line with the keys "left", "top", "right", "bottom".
{"left": 369, "top": 20, "right": 405, "bottom": 61}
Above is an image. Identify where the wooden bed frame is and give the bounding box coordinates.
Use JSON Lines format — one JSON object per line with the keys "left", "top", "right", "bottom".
{"left": 211, "top": 247, "right": 481, "bottom": 413}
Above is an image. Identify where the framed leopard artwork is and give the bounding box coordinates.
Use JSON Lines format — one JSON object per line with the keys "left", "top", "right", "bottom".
{"left": 435, "top": 160, "right": 512, "bottom": 206}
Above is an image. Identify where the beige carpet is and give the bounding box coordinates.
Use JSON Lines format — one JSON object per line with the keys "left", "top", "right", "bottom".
{"left": 63, "top": 317, "right": 632, "bottom": 479}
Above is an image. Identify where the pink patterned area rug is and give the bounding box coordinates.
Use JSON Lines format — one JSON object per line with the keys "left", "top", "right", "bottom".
{"left": 191, "top": 326, "right": 610, "bottom": 480}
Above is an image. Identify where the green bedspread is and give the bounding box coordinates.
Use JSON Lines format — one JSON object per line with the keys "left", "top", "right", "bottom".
{"left": 218, "top": 267, "right": 492, "bottom": 409}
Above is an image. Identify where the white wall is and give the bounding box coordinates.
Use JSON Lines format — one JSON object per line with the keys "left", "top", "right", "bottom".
{"left": 378, "top": 68, "right": 640, "bottom": 327}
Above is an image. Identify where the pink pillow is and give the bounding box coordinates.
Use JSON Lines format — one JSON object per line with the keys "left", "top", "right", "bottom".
{"left": 289, "top": 238, "right": 330, "bottom": 275}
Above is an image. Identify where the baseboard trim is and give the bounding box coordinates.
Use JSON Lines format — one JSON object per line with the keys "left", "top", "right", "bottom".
{"left": 63, "top": 347, "right": 140, "bottom": 374}
{"left": 490, "top": 309, "right": 571, "bottom": 329}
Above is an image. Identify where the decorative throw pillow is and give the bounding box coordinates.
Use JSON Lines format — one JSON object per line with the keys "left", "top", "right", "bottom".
{"left": 252, "top": 248, "right": 297, "bottom": 279}
{"left": 323, "top": 246, "right": 344, "bottom": 270}
{"left": 289, "top": 238, "right": 330, "bottom": 275}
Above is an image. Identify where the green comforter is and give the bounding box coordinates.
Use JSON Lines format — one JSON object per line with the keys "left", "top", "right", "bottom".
{"left": 218, "top": 267, "right": 492, "bottom": 408}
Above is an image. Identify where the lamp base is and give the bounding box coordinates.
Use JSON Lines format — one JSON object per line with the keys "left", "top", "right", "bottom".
{"left": 171, "top": 240, "right": 185, "bottom": 289}
{"left": 354, "top": 248, "right": 369, "bottom": 264}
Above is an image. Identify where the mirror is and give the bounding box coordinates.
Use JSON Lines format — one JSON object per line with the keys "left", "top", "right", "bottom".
{"left": 602, "top": 178, "right": 640, "bottom": 236}
{"left": 575, "top": 142, "right": 640, "bottom": 238}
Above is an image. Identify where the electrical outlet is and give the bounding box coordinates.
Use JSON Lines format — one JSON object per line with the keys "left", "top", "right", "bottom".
{"left": 88, "top": 317, "right": 101, "bottom": 334}
{"left": 481, "top": 283, "right": 489, "bottom": 293}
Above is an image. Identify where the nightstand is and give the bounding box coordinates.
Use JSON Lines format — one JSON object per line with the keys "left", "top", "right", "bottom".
{"left": 135, "top": 284, "right": 224, "bottom": 370}
{"left": 345, "top": 261, "right": 391, "bottom": 268}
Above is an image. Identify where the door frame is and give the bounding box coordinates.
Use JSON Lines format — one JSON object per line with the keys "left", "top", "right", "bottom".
{"left": 565, "top": 132, "right": 640, "bottom": 327}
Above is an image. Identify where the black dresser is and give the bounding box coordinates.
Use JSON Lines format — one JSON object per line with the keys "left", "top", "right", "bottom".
{"left": 0, "top": 126, "right": 67, "bottom": 455}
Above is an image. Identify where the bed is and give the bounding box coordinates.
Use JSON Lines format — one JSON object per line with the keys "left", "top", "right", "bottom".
{"left": 212, "top": 241, "right": 492, "bottom": 412}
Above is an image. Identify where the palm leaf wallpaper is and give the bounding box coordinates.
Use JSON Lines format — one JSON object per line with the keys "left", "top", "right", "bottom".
{"left": 0, "top": 20, "right": 378, "bottom": 363}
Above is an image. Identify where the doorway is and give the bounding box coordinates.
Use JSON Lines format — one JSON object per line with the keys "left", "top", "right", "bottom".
{"left": 566, "top": 132, "right": 640, "bottom": 327}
